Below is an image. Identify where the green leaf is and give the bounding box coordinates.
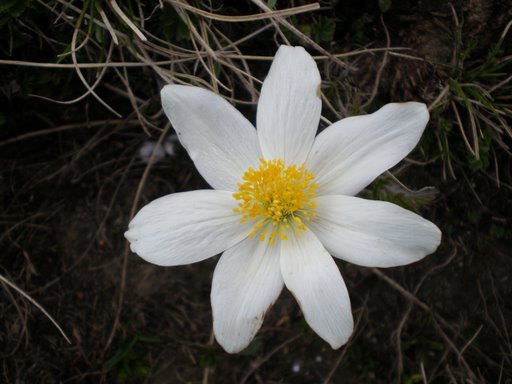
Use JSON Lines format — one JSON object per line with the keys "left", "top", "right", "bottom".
{"left": 369, "top": 178, "right": 438, "bottom": 212}
{"left": 0, "top": 0, "right": 29, "bottom": 27}
{"left": 135, "top": 364, "right": 150, "bottom": 377}
{"left": 239, "top": 337, "right": 263, "bottom": 356}
{"left": 0, "top": 0, "right": 28, "bottom": 15}
{"left": 298, "top": 23, "right": 312, "bottom": 37}
{"left": 56, "top": 44, "right": 72, "bottom": 64}
{"left": 267, "top": 0, "right": 277, "bottom": 8}
{"left": 160, "top": 5, "right": 192, "bottom": 42}
{"left": 106, "top": 338, "right": 138, "bottom": 370}
{"left": 378, "top": 0, "right": 392, "bottom": 13}
{"left": 198, "top": 349, "right": 217, "bottom": 368}
{"left": 311, "top": 16, "right": 336, "bottom": 42}
{"left": 94, "top": 24, "right": 104, "bottom": 44}
{"left": 404, "top": 373, "right": 425, "bottom": 384}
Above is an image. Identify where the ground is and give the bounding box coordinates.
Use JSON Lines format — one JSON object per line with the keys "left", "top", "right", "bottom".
{"left": 0, "top": 0, "right": 511, "bottom": 383}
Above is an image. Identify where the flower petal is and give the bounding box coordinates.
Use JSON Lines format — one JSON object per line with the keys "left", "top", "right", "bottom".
{"left": 257, "top": 45, "right": 322, "bottom": 165}
{"left": 307, "top": 103, "right": 429, "bottom": 196}
{"left": 125, "top": 190, "right": 251, "bottom": 266}
{"left": 211, "top": 237, "right": 283, "bottom": 353}
{"left": 161, "top": 85, "right": 261, "bottom": 191}
{"left": 308, "top": 195, "right": 442, "bottom": 268}
{"left": 280, "top": 229, "right": 353, "bottom": 349}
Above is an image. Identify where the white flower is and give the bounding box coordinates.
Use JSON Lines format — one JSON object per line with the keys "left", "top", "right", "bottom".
{"left": 125, "top": 45, "right": 441, "bottom": 353}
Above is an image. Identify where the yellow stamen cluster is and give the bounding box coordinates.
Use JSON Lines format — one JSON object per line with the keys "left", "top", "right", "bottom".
{"left": 233, "top": 158, "right": 317, "bottom": 243}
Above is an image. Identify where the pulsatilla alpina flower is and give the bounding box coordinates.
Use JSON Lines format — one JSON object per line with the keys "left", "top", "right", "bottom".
{"left": 125, "top": 45, "right": 441, "bottom": 353}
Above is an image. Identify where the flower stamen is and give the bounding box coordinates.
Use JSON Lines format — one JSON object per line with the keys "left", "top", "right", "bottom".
{"left": 233, "top": 158, "right": 317, "bottom": 243}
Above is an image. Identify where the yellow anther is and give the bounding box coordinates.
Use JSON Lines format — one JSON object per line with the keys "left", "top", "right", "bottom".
{"left": 233, "top": 158, "right": 317, "bottom": 243}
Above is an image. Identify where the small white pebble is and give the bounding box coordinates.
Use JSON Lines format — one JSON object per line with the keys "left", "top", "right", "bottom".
{"left": 315, "top": 355, "right": 322, "bottom": 363}
{"left": 291, "top": 361, "right": 301, "bottom": 373}
{"left": 139, "top": 141, "right": 166, "bottom": 163}
{"left": 163, "top": 133, "right": 178, "bottom": 156}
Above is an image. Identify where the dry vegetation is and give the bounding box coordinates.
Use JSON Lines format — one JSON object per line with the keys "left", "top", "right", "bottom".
{"left": 0, "top": 0, "right": 511, "bottom": 383}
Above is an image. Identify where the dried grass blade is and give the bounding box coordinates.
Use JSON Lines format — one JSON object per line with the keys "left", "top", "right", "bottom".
{"left": 167, "top": 1, "right": 320, "bottom": 22}
{"left": 0, "top": 274, "right": 72, "bottom": 344}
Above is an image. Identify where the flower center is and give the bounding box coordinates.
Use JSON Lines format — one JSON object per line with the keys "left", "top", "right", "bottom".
{"left": 233, "top": 158, "right": 317, "bottom": 243}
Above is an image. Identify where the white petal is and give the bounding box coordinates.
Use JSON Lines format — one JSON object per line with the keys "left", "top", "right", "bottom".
{"left": 161, "top": 85, "right": 261, "bottom": 191}
{"left": 307, "top": 103, "right": 429, "bottom": 196}
{"left": 280, "top": 229, "right": 353, "bottom": 348}
{"left": 257, "top": 45, "right": 322, "bottom": 165}
{"left": 308, "top": 195, "right": 442, "bottom": 268}
{"left": 211, "top": 237, "right": 283, "bottom": 353}
{"left": 125, "top": 190, "right": 251, "bottom": 266}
